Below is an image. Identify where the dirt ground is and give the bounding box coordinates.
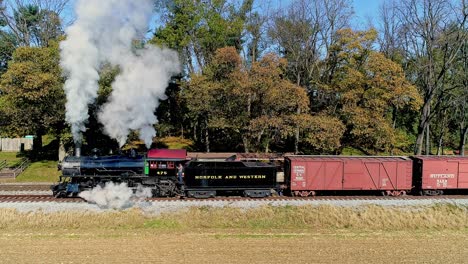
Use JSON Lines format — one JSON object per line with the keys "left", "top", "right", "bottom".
{"left": 0, "top": 229, "right": 466, "bottom": 263}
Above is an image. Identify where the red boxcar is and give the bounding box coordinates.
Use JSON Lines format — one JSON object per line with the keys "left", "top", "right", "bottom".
{"left": 285, "top": 156, "right": 413, "bottom": 196}
{"left": 411, "top": 156, "right": 468, "bottom": 195}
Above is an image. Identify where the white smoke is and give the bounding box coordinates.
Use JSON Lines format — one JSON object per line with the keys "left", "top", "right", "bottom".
{"left": 60, "top": 0, "right": 180, "bottom": 147}
{"left": 79, "top": 182, "right": 153, "bottom": 209}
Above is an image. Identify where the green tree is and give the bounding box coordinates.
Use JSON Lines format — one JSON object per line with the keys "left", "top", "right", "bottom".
{"left": 152, "top": 0, "right": 251, "bottom": 74}
{"left": 0, "top": 30, "right": 16, "bottom": 74}
{"left": 0, "top": 40, "right": 65, "bottom": 149}
{"left": 0, "top": 1, "right": 65, "bottom": 47}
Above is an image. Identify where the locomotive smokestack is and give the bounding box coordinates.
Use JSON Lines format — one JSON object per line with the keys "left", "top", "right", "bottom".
{"left": 75, "top": 146, "right": 81, "bottom": 157}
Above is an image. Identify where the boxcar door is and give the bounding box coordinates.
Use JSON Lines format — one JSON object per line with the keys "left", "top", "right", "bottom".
{"left": 458, "top": 161, "right": 468, "bottom": 189}
{"left": 323, "top": 161, "right": 343, "bottom": 190}
{"left": 378, "top": 162, "right": 397, "bottom": 190}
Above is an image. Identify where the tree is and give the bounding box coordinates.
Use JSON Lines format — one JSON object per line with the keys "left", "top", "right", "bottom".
{"left": 182, "top": 47, "right": 310, "bottom": 153}
{"left": 0, "top": 40, "right": 65, "bottom": 149}
{"left": 0, "top": 30, "right": 16, "bottom": 74}
{"left": 377, "top": 0, "right": 405, "bottom": 62}
{"left": 451, "top": 34, "right": 468, "bottom": 155}
{"left": 0, "top": 0, "right": 66, "bottom": 47}
{"left": 244, "top": 9, "right": 266, "bottom": 65}
{"left": 323, "top": 29, "right": 422, "bottom": 154}
{"left": 298, "top": 114, "right": 345, "bottom": 154}
{"left": 246, "top": 53, "right": 309, "bottom": 152}
{"left": 268, "top": 0, "right": 320, "bottom": 87}
{"left": 182, "top": 46, "right": 249, "bottom": 152}
{"left": 152, "top": 0, "right": 251, "bottom": 74}
{"left": 395, "top": 0, "right": 467, "bottom": 155}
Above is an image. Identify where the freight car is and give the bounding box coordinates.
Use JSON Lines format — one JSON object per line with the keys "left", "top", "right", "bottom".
{"left": 284, "top": 156, "right": 413, "bottom": 196}
{"left": 412, "top": 156, "right": 468, "bottom": 195}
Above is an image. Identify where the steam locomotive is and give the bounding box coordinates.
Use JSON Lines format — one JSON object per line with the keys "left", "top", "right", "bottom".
{"left": 52, "top": 149, "right": 278, "bottom": 198}
{"left": 52, "top": 148, "right": 468, "bottom": 198}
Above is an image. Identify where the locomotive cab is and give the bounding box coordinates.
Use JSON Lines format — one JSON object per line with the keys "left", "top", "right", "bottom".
{"left": 144, "top": 149, "right": 188, "bottom": 197}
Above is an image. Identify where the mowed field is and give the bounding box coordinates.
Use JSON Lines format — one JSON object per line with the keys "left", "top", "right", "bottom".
{"left": 1, "top": 230, "right": 467, "bottom": 263}
{"left": 0, "top": 205, "right": 466, "bottom": 263}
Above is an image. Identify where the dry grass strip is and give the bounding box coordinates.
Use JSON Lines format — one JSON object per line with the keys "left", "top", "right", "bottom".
{"left": 0, "top": 204, "right": 466, "bottom": 231}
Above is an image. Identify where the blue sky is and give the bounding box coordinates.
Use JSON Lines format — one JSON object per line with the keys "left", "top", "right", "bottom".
{"left": 64, "top": 0, "right": 385, "bottom": 33}
{"left": 269, "top": 0, "right": 384, "bottom": 25}
{"left": 353, "top": 0, "right": 385, "bottom": 27}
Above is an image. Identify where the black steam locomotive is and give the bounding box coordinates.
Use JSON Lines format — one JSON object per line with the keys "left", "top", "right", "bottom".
{"left": 52, "top": 149, "right": 278, "bottom": 198}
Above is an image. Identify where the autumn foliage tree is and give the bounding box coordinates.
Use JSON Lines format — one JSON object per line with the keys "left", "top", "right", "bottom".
{"left": 183, "top": 47, "right": 312, "bottom": 152}
{"left": 321, "top": 29, "right": 422, "bottom": 154}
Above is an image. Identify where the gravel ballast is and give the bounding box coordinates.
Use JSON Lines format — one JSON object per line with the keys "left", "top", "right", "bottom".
{"left": 0, "top": 198, "right": 467, "bottom": 215}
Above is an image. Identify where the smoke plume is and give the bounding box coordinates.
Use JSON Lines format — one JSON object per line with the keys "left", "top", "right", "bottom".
{"left": 79, "top": 182, "right": 153, "bottom": 209}
{"left": 60, "top": 0, "right": 180, "bottom": 147}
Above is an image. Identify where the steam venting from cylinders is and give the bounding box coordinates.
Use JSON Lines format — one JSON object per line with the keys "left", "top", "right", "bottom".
{"left": 79, "top": 182, "right": 153, "bottom": 209}
{"left": 60, "top": 0, "right": 180, "bottom": 148}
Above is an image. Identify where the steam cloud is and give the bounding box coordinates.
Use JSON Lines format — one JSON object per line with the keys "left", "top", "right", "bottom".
{"left": 60, "top": 0, "right": 180, "bottom": 147}
{"left": 79, "top": 182, "right": 153, "bottom": 209}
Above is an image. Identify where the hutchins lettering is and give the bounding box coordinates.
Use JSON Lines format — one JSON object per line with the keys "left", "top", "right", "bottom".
{"left": 429, "top": 174, "right": 455, "bottom": 179}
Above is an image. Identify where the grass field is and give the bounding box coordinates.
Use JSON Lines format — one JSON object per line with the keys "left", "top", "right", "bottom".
{"left": 0, "top": 150, "right": 59, "bottom": 182}
{"left": 0, "top": 229, "right": 466, "bottom": 263}
{"left": 0, "top": 205, "right": 466, "bottom": 263}
{"left": 0, "top": 151, "right": 22, "bottom": 166}
{"left": 15, "top": 160, "right": 60, "bottom": 182}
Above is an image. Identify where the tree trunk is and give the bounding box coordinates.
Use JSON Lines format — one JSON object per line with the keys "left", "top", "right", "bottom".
{"left": 204, "top": 129, "right": 210, "bottom": 153}
{"left": 33, "top": 132, "right": 43, "bottom": 152}
{"left": 193, "top": 122, "right": 197, "bottom": 142}
{"left": 294, "top": 107, "right": 300, "bottom": 154}
{"left": 459, "top": 127, "right": 468, "bottom": 156}
{"left": 414, "top": 100, "right": 431, "bottom": 155}
{"left": 425, "top": 123, "right": 430, "bottom": 155}
{"left": 436, "top": 135, "right": 443, "bottom": 156}
{"left": 425, "top": 103, "right": 431, "bottom": 155}
{"left": 392, "top": 106, "right": 397, "bottom": 129}
{"left": 204, "top": 118, "right": 210, "bottom": 152}
{"left": 242, "top": 135, "right": 250, "bottom": 153}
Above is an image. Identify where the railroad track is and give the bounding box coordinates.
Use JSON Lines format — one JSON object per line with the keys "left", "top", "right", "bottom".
{"left": 0, "top": 194, "right": 467, "bottom": 203}
{"left": 0, "top": 195, "right": 83, "bottom": 203}
{"left": 0, "top": 183, "right": 52, "bottom": 192}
